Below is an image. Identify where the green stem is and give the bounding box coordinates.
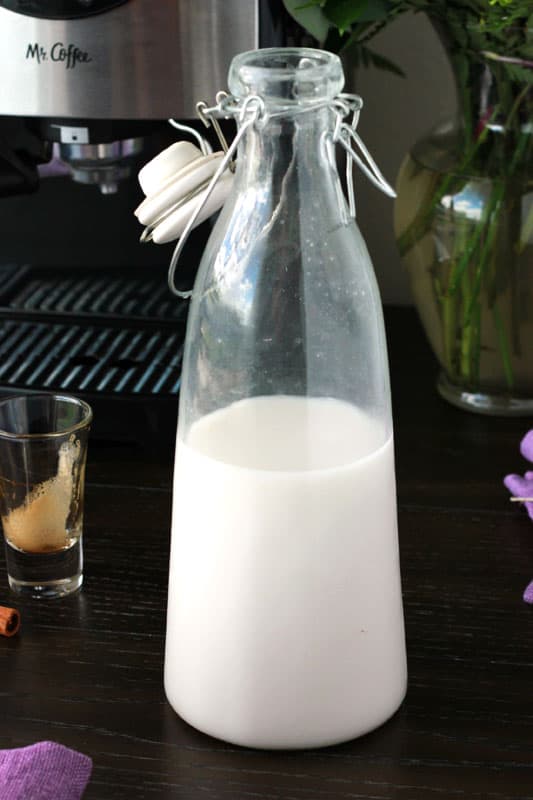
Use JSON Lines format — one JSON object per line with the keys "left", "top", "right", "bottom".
{"left": 396, "top": 107, "right": 499, "bottom": 258}
{"left": 463, "top": 180, "right": 505, "bottom": 322}
{"left": 441, "top": 281, "right": 458, "bottom": 380}
{"left": 470, "top": 301, "right": 482, "bottom": 386}
{"left": 492, "top": 304, "right": 514, "bottom": 389}
{"left": 459, "top": 283, "right": 474, "bottom": 382}
{"left": 448, "top": 185, "right": 502, "bottom": 297}
{"left": 520, "top": 199, "right": 533, "bottom": 255}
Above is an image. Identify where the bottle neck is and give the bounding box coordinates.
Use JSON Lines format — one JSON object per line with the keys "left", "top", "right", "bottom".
{"left": 234, "top": 106, "right": 337, "bottom": 188}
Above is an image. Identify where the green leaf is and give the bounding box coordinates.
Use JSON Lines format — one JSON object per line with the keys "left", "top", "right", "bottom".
{"left": 365, "top": 48, "right": 406, "bottom": 76}
{"left": 339, "top": 40, "right": 405, "bottom": 75}
{"left": 322, "top": 26, "right": 348, "bottom": 52}
{"left": 503, "top": 62, "right": 533, "bottom": 84}
{"left": 282, "top": 0, "right": 332, "bottom": 43}
{"left": 322, "top": 0, "right": 396, "bottom": 30}
{"left": 355, "top": 0, "right": 393, "bottom": 23}
{"left": 322, "top": 0, "right": 370, "bottom": 32}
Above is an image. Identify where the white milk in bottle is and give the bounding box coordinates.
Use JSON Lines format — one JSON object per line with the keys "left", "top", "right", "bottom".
{"left": 164, "top": 395, "right": 407, "bottom": 749}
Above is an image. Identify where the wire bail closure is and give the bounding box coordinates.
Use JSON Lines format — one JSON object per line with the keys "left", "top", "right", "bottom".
{"left": 148, "top": 91, "right": 396, "bottom": 299}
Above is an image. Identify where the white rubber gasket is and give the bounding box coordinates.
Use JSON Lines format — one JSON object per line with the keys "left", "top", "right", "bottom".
{"left": 135, "top": 152, "right": 225, "bottom": 227}
{"left": 138, "top": 141, "right": 202, "bottom": 196}
{"left": 151, "top": 171, "right": 234, "bottom": 244}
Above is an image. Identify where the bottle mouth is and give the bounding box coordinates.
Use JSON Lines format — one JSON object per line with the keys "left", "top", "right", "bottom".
{"left": 228, "top": 47, "right": 344, "bottom": 106}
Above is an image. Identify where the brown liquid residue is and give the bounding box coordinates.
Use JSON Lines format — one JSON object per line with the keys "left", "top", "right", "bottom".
{"left": 2, "top": 439, "right": 79, "bottom": 553}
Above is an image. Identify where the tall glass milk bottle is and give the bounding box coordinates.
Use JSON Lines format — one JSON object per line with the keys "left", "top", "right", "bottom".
{"left": 164, "top": 47, "right": 407, "bottom": 749}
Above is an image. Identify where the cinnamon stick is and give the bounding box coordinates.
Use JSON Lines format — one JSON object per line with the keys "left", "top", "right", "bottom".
{"left": 0, "top": 605, "right": 20, "bottom": 637}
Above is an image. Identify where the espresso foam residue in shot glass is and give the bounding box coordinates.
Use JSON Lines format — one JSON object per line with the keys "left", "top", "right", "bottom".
{"left": 2, "top": 438, "right": 80, "bottom": 554}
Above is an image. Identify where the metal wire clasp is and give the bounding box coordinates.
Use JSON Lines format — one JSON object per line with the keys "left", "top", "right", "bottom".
{"left": 167, "top": 94, "right": 266, "bottom": 299}
{"left": 331, "top": 94, "right": 396, "bottom": 218}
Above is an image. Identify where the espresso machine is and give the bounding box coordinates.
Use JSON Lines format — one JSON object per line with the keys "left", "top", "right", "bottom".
{"left": 0, "top": 0, "right": 298, "bottom": 441}
{"left": 0, "top": 0, "right": 292, "bottom": 195}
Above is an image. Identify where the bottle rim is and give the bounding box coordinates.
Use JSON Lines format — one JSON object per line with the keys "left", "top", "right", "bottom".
{"left": 228, "top": 47, "right": 344, "bottom": 105}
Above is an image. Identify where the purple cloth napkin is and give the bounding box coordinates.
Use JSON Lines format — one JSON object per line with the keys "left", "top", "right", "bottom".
{"left": 0, "top": 742, "right": 92, "bottom": 800}
{"left": 504, "top": 430, "right": 533, "bottom": 603}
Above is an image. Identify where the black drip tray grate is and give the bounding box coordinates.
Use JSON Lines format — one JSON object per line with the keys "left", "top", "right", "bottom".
{"left": 0, "top": 265, "right": 189, "bottom": 400}
{"left": 0, "top": 320, "right": 183, "bottom": 396}
{"left": 0, "top": 263, "right": 186, "bottom": 322}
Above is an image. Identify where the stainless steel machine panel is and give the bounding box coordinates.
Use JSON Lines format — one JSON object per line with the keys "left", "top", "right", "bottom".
{"left": 0, "top": 0, "right": 259, "bottom": 119}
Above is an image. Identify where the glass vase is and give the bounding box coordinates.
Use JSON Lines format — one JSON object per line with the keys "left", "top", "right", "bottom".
{"left": 394, "top": 21, "right": 533, "bottom": 415}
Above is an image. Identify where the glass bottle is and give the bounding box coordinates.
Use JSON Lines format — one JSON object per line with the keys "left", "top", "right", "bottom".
{"left": 164, "top": 47, "right": 407, "bottom": 749}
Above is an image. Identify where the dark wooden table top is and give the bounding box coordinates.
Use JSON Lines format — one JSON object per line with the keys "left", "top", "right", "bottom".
{"left": 1, "top": 307, "right": 532, "bottom": 800}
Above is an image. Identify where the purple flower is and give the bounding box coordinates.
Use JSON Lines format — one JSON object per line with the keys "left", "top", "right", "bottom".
{"left": 504, "top": 430, "right": 533, "bottom": 603}
{"left": 504, "top": 430, "right": 533, "bottom": 522}
{"left": 524, "top": 581, "right": 533, "bottom": 604}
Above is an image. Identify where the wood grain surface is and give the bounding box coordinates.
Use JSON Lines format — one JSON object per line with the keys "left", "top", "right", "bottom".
{"left": 0, "top": 307, "right": 531, "bottom": 799}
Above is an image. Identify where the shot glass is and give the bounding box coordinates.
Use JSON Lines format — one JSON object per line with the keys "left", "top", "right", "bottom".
{"left": 0, "top": 393, "right": 92, "bottom": 599}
